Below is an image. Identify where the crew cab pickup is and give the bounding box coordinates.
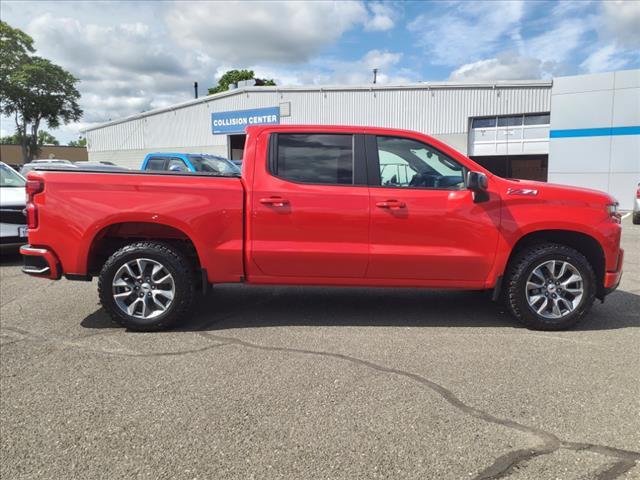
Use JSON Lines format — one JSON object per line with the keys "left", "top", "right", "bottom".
{"left": 21, "top": 125, "right": 623, "bottom": 331}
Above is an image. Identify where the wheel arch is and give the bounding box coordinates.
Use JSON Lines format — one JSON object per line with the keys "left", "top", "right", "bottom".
{"left": 504, "top": 229, "right": 606, "bottom": 297}
{"left": 85, "top": 221, "right": 202, "bottom": 276}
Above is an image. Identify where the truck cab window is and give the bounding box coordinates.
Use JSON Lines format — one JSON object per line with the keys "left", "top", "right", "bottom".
{"left": 275, "top": 134, "right": 353, "bottom": 185}
{"left": 146, "top": 157, "right": 166, "bottom": 171}
{"left": 167, "top": 158, "right": 188, "bottom": 172}
{"left": 376, "top": 136, "right": 465, "bottom": 190}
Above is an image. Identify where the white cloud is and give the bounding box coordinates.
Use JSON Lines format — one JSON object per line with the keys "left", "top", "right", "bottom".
{"left": 166, "top": 1, "right": 368, "bottom": 64}
{"left": 408, "top": 0, "right": 525, "bottom": 66}
{"left": 600, "top": 0, "right": 640, "bottom": 49}
{"left": 524, "top": 18, "right": 590, "bottom": 67}
{"left": 239, "top": 49, "right": 412, "bottom": 87}
{"left": 580, "top": 44, "right": 631, "bottom": 73}
{"left": 315, "top": 49, "right": 411, "bottom": 85}
{"left": 20, "top": 12, "right": 219, "bottom": 133}
{"left": 435, "top": 0, "right": 638, "bottom": 81}
{"left": 364, "top": 3, "right": 396, "bottom": 31}
{"left": 576, "top": 1, "right": 640, "bottom": 74}
{"left": 449, "top": 52, "right": 542, "bottom": 82}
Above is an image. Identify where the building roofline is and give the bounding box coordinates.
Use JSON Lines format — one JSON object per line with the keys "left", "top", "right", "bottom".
{"left": 81, "top": 79, "right": 553, "bottom": 133}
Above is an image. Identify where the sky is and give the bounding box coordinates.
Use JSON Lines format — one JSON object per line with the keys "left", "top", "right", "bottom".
{"left": 1, "top": 0, "right": 639, "bottom": 144}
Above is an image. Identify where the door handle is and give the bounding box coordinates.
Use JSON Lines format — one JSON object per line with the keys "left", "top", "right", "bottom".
{"left": 376, "top": 200, "right": 406, "bottom": 209}
{"left": 259, "top": 197, "right": 289, "bottom": 207}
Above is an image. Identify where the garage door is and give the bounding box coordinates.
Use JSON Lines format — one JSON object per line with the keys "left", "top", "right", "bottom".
{"left": 469, "top": 113, "right": 550, "bottom": 156}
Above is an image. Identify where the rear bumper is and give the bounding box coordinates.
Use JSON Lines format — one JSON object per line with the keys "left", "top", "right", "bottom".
{"left": 20, "top": 245, "right": 61, "bottom": 280}
{"left": 603, "top": 248, "right": 624, "bottom": 294}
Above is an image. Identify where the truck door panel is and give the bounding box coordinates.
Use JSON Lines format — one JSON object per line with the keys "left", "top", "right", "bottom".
{"left": 366, "top": 134, "right": 500, "bottom": 282}
{"left": 250, "top": 132, "right": 370, "bottom": 278}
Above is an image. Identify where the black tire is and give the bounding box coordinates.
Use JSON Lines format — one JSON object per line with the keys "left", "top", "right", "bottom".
{"left": 98, "top": 241, "right": 196, "bottom": 331}
{"left": 633, "top": 213, "right": 640, "bottom": 225}
{"left": 505, "top": 243, "right": 596, "bottom": 330}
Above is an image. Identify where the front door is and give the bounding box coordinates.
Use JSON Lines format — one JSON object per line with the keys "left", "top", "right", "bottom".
{"left": 366, "top": 134, "right": 500, "bottom": 283}
{"left": 250, "top": 132, "right": 370, "bottom": 278}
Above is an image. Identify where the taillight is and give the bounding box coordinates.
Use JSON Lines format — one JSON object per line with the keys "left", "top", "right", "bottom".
{"left": 26, "top": 179, "right": 44, "bottom": 196}
{"left": 636, "top": 186, "right": 640, "bottom": 199}
{"left": 25, "top": 179, "right": 44, "bottom": 229}
{"left": 26, "top": 203, "right": 38, "bottom": 229}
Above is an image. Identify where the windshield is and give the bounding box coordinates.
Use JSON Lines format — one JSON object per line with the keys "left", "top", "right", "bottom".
{"left": 187, "top": 155, "right": 240, "bottom": 175}
{"left": 0, "top": 164, "right": 26, "bottom": 188}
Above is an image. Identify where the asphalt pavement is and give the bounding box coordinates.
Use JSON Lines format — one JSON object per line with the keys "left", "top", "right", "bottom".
{"left": 1, "top": 215, "right": 639, "bottom": 480}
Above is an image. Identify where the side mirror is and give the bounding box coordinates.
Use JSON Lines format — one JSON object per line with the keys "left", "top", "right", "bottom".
{"left": 467, "top": 171, "right": 489, "bottom": 202}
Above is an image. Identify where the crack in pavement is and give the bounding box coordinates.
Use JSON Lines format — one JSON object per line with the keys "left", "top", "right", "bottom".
{"left": 0, "top": 326, "right": 230, "bottom": 358}
{"left": 200, "top": 332, "right": 640, "bottom": 480}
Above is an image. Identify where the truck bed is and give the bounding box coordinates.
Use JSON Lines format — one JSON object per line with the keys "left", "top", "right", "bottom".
{"left": 26, "top": 169, "right": 245, "bottom": 283}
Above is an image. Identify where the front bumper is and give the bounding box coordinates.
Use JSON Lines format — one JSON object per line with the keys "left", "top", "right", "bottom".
{"left": 20, "top": 245, "right": 61, "bottom": 279}
{"left": 603, "top": 248, "right": 624, "bottom": 295}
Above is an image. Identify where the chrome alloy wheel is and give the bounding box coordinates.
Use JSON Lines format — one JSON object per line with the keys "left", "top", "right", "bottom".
{"left": 525, "top": 260, "right": 584, "bottom": 319}
{"left": 112, "top": 258, "right": 175, "bottom": 319}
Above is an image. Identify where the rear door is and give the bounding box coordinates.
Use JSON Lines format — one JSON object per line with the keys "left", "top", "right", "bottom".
{"left": 366, "top": 134, "right": 500, "bottom": 283}
{"left": 250, "top": 132, "right": 370, "bottom": 278}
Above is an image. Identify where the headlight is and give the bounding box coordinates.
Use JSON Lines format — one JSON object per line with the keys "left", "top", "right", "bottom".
{"left": 607, "top": 203, "right": 621, "bottom": 223}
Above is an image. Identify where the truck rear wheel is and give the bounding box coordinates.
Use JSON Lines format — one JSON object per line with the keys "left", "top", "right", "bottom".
{"left": 505, "top": 243, "right": 596, "bottom": 330}
{"left": 98, "top": 241, "right": 196, "bottom": 331}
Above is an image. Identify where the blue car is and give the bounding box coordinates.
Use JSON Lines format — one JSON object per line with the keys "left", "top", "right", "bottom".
{"left": 141, "top": 153, "right": 240, "bottom": 175}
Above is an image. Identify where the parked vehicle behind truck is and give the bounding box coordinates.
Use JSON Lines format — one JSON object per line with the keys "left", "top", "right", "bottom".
{"left": 21, "top": 125, "right": 623, "bottom": 331}
{"left": 141, "top": 152, "right": 240, "bottom": 175}
{"left": 0, "top": 161, "right": 28, "bottom": 250}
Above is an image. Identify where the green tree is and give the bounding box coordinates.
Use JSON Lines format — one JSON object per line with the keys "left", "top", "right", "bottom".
{"left": 37, "top": 130, "right": 59, "bottom": 145}
{"left": 0, "top": 132, "right": 22, "bottom": 144}
{"left": 208, "top": 69, "right": 276, "bottom": 95}
{"left": 0, "top": 22, "right": 82, "bottom": 162}
{"left": 0, "top": 21, "right": 34, "bottom": 89}
{"left": 68, "top": 137, "right": 87, "bottom": 147}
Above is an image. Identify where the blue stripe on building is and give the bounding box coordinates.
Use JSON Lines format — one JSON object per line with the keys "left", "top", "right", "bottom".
{"left": 550, "top": 126, "right": 640, "bottom": 138}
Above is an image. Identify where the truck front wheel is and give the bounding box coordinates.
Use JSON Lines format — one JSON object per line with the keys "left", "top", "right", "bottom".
{"left": 98, "top": 241, "right": 196, "bottom": 331}
{"left": 505, "top": 243, "right": 596, "bottom": 330}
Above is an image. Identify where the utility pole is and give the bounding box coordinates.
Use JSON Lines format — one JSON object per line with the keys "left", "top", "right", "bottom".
{"left": 194, "top": 82, "right": 198, "bottom": 99}
{"left": 373, "top": 68, "right": 378, "bottom": 84}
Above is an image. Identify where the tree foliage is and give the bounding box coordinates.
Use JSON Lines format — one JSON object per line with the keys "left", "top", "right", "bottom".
{"left": 37, "top": 130, "right": 59, "bottom": 145}
{"left": 0, "top": 132, "right": 21, "bottom": 144}
{"left": 0, "top": 20, "right": 34, "bottom": 88}
{"left": 0, "top": 21, "right": 82, "bottom": 162}
{"left": 68, "top": 137, "right": 87, "bottom": 148}
{"left": 208, "top": 69, "right": 276, "bottom": 95}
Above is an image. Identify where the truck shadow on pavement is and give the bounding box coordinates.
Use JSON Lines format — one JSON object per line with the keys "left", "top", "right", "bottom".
{"left": 81, "top": 284, "right": 640, "bottom": 332}
{"left": 0, "top": 251, "right": 22, "bottom": 267}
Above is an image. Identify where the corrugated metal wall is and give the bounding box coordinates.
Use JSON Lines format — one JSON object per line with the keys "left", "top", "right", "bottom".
{"left": 85, "top": 84, "right": 551, "bottom": 154}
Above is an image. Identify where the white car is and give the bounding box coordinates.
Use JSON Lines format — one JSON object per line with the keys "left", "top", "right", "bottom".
{"left": 19, "top": 159, "right": 77, "bottom": 176}
{"left": 0, "top": 162, "right": 28, "bottom": 250}
{"left": 633, "top": 182, "right": 640, "bottom": 225}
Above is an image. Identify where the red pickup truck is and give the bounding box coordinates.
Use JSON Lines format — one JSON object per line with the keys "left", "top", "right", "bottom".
{"left": 21, "top": 125, "right": 623, "bottom": 331}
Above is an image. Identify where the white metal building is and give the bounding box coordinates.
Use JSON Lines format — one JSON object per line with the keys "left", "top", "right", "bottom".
{"left": 83, "top": 69, "right": 639, "bottom": 208}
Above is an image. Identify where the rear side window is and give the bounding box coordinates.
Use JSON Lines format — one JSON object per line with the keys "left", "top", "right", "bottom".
{"left": 167, "top": 158, "right": 188, "bottom": 171}
{"left": 274, "top": 134, "right": 353, "bottom": 185}
{"left": 146, "top": 157, "right": 166, "bottom": 170}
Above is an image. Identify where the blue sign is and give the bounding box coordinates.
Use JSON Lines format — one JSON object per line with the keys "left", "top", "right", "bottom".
{"left": 212, "top": 106, "right": 280, "bottom": 134}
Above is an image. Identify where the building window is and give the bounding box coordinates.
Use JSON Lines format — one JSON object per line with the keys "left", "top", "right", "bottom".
{"left": 471, "top": 117, "right": 496, "bottom": 129}
{"left": 497, "top": 115, "right": 523, "bottom": 127}
{"left": 524, "top": 113, "right": 550, "bottom": 125}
